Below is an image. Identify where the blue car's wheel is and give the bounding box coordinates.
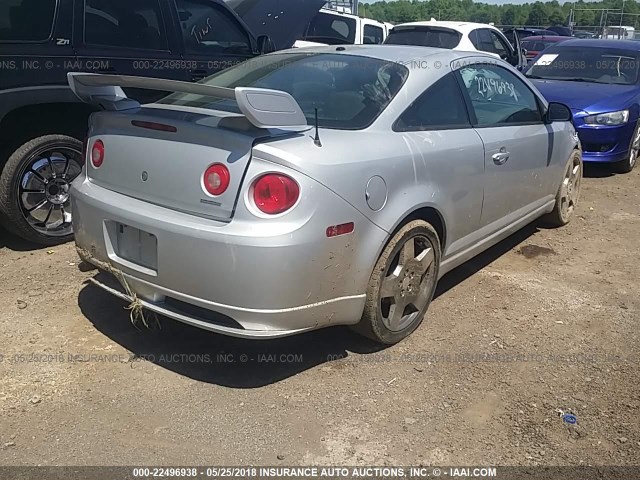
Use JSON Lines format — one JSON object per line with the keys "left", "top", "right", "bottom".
{"left": 614, "top": 122, "right": 640, "bottom": 174}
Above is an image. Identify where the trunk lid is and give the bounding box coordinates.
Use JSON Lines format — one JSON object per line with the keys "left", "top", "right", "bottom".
{"left": 86, "top": 106, "right": 267, "bottom": 221}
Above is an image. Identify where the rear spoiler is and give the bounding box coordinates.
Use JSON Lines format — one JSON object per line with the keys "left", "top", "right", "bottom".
{"left": 67, "top": 73, "right": 308, "bottom": 129}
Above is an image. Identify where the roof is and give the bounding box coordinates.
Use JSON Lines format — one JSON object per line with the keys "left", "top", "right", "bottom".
{"left": 554, "top": 38, "right": 640, "bottom": 50}
{"left": 521, "top": 35, "right": 569, "bottom": 42}
{"left": 392, "top": 20, "right": 499, "bottom": 35}
{"left": 504, "top": 27, "right": 555, "bottom": 33}
{"left": 278, "top": 43, "right": 495, "bottom": 64}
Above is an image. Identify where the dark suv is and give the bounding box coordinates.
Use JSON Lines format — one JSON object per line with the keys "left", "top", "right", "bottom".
{"left": 0, "top": 0, "right": 321, "bottom": 245}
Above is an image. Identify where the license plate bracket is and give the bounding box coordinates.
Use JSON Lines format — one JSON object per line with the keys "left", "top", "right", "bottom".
{"left": 114, "top": 223, "right": 158, "bottom": 271}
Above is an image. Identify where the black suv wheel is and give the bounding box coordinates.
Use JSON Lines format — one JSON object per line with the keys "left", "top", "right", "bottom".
{"left": 0, "top": 135, "right": 83, "bottom": 246}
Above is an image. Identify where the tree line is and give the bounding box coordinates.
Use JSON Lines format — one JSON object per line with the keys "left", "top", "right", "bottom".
{"left": 358, "top": 0, "right": 640, "bottom": 29}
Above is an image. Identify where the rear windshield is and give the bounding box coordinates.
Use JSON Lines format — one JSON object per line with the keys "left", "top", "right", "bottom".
{"left": 385, "top": 26, "right": 462, "bottom": 49}
{"left": 0, "top": 0, "right": 57, "bottom": 42}
{"left": 159, "top": 53, "right": 409, "bottom": 130}
{"left": 526, "top": 46, "right": 640, "bottom": 85}
{"left": 521, "top": 39, "right": 559, "bottom": 52}
{"left": 301, "top": 12, "right": 356, "bottom": 45}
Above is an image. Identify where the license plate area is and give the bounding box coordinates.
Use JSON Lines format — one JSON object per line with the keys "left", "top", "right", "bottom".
{"left": 114, "top": 222, "right": 158, "bottom": 272}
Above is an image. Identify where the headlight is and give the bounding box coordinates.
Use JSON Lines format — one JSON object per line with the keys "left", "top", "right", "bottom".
{"left": 583, "top": 110, "right": 629, "bottom": 126}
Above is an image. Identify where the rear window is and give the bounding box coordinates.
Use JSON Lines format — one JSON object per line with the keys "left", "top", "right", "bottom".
{"left": 521, "top": 40, "right": 558, "bottom": 51}
{"left": 385, "top": 26, "right": 462, "bottom": 49}
{"left": 159, "top": 53, "right": 409, "bottom": 130}
{"left": 0, "top": 0, "right": 57, "bottom": 42}
{"left": 302, "top": 12, "right": 357, "bottom": 45}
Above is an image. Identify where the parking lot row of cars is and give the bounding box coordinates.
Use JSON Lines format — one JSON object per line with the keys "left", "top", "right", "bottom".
{"left": 0, "top": 0, "right": 638, "bottom": 345}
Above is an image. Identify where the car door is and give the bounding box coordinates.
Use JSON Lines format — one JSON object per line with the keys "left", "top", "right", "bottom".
{"left": 73, "top": 0, "right": 187, "bottom": 102}
{"left": 393, "top": 72, "right": 485, "bottom": 258}
{"left": 487, "top": 28, "right": 522, "bottom": 68}
{"left": 0, "top": 0, "right": 76, "bottom": 91}
{"left": 469, "top": 28, "right": 499, "bottom": 58}
{"left": 172, "top": 0, "right": 255, "bottom": 81}
{"left": 455, "top": 61, "right": 554, "bottom": 229}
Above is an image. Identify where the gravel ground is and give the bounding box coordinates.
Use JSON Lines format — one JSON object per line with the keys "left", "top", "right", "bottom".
{"left": 0, "top": 164, "right": 638, "bottom": 466}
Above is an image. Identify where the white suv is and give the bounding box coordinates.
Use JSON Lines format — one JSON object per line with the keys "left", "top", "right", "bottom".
{"left": 385, "top": 20, "right": 525, "bottom": 68}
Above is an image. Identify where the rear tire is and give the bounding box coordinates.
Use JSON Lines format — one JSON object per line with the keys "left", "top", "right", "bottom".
{"left": 612, "top": 122, "right": 639, "bottom": 174}
{"left": 543, "top": 150, "right": 582, "bottom": 228}
{"left": 0, "top": 135, "right": 83, "bottom": 246}
{"left": 352, "top": 220, "right": 441, "bottom": 345}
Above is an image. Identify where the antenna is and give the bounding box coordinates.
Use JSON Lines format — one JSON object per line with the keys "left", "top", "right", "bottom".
{"left": 313, "top": 108, "right": 322, "bottom": 147}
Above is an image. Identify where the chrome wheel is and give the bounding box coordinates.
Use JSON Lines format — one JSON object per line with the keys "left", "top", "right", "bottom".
{"left": 559, "top": 155, "right": 581, "bottom": 222}
{"left": 379, "top": 234, "right": 437, "bottom": 332}
{"left": 17, "top": 146, "right": 82, "bottom": 237}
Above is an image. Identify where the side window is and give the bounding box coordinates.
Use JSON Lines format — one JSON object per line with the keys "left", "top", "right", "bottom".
{"left": 84, "top": 0, "right": 167, "bottom": 50}
{"left": 175, "top": 0, "right": 251, "bottom": 55}
{"left": 458, "top": 64, "right": 542, "bottom": 126}
{"left": 363, "top": 24, "right": 384, "bottom": 44}
{"left": 469, "top": 29, "right": 480, "bottom": 49}
{"left": 476, "top": 29, "right": 497, "bottom": 54}
{"left": 395, "top": 73, "right": 470, "bottom": 131}
{"left": 0, "top": 0, "right": 57, "bottom": 42}
{"left": 488, "top": 30, "right": 510, "bottom": 59}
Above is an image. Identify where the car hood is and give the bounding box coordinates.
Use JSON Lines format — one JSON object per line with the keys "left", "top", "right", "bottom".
{"left": 531, "top": 79, "right": 638, "bottom": 114}
{"left": 225, "top": 0, "right": 325, "bottom": 50}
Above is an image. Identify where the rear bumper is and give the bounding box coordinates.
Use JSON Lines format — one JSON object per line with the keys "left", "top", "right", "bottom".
{"left": 71, "top": 173, "right": 386, "bottom": 337}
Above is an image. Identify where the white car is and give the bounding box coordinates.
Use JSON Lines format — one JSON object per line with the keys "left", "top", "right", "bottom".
{"left": 385, "top": 20, "right": 525, "bottom": 68}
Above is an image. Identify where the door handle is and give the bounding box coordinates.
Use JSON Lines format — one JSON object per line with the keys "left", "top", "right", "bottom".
{"left": 492, "top": 148, "right": 510, "bottom": 165}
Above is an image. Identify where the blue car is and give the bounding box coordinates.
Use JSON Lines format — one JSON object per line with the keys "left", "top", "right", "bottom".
{"left": 526, "top": 39, "right": 640, "bottom": 173}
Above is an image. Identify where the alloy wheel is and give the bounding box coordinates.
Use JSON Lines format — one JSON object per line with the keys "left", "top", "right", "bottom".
{"left": 379, "top": 234, "right": 437, "bottom": 332}
{"left": 17, "top": 146, "right": 83, "bottom": 237}
{"left": 559, "top": 155, "right": 581, "bottom": 222}
{"left": 629, "top": 126, "right": 640, "bottom": 169}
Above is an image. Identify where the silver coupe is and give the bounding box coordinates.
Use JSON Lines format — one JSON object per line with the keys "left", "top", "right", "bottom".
{"left": 68, "top": 45, "right": 581, "bottom": 344}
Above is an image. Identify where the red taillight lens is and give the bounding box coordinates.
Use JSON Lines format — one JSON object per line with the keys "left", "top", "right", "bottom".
{"left": 253, "top": 174, "right": 300, "bottom": 215}
{"left": 91, "top": 139, "right": 104, "bottom": 168}
{"left": 203, "top": 163, "right": 230, "bottom": 196}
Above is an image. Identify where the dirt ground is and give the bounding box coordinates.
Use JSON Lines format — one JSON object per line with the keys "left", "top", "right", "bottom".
{"left": 0, "top": 164, "right": 638, "bottom": 467}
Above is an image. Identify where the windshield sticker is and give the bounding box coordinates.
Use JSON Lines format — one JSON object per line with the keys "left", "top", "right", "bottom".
{"left": 534, "top": 54, "right": 559, "bottom": 66}
{"left": 475, "top": 75, "right": 519, "bottom": 102}
{"left": 192, "top": 17, "right": 213, "bottom": 44}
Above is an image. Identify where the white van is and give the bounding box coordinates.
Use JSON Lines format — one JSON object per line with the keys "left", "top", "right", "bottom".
{"left": 295, "top": 8, "right": 391, "bottom": 47}
{"left": 604, "top": 26, "right": 635, "bottom": 39}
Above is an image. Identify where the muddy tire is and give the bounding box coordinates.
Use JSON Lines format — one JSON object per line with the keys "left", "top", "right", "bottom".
{"left": 352, "top": 220, "right": 441, "bottom": 345}
{"left": 0, "top": 135, "right": 83, "bottom": 246}
{"left": 613, "top": 122, "right": 640, "bottom": 174}
{"left": 543, "top": 150, "right": 582, "bottom": 228}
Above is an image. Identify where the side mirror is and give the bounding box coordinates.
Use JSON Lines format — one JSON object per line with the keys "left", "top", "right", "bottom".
{"left": 521, "top": 47, "right": 528, "bottom": 57}
{"left": 546, "top": 102, "right": 573, "bottom": 123}
{"left": 256, "top": 35, "right": 276, "bottom": 54}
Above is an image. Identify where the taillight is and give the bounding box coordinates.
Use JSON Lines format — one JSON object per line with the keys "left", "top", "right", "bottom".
{"left": 91, "top": 139, "right": 104, "bottom": 168}
{"left": 252, "top": 174, "right": 299, "bottom": 215}
{"left": 203, "top": 163, "right": 230, "bottom": 196}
